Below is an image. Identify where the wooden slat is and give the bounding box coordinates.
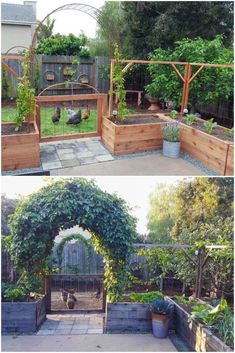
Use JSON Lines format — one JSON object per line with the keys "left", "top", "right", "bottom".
{"left": 36, "top": 93, "right": 106, "bottom": 102}
{"left": 225, "top": 144, "right": 234, "bottom": 176}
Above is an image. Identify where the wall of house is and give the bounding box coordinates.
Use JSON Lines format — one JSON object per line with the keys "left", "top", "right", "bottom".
{"left": 1, "top": 24, "right": 33, "bottom": 53}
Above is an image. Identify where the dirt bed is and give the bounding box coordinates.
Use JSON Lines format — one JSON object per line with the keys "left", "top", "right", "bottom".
{"left": 2, "top": 122, "right": 35, "bottom": 135}
{"left": 110, "top": 115, "right": 166, "bottom": 125}
{"left": 51, "top": 291, "right": 103, "bottom": 311}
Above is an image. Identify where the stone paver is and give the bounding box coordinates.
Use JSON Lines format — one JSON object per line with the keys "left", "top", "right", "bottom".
{"left": 36, "top": 313, "right": 104, "bottom": 336}
{"left": 40, "top": 137, "right": 113, "bottom": 171}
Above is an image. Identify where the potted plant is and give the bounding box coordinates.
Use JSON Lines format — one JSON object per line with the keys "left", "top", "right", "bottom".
{"left": 144, "top": 85, "right": 162, "bottom": 111}
{"left": 2, "top": 51, "right": 40, "bottom": 171}
{"left": 149, "top": 299, "right": 173, "bottom": 338}
{"left": 161, "top": 123, "right": 180, "bottom": 158}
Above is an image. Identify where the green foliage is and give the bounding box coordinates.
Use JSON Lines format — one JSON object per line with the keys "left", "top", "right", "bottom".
{"left": 36, "top": 33, "right": 90, "bottom": 56}
{"left": 2, "top": 284, "right": 25, "bottom": 302}
{"left": 190, "top": 299, "right": 234, "bottom": 347}
{"left": 225, "top": 127, "right": 234, "bottom": 138}
{"left": 149, "top": 299, "right": 174, "bottom": 315}
{"left": 174, "top": 295, "right": 190, "bottom": 305}
{"left": 147, "top": 184, "right": 177, "bottom": 243}
{"left": 146, "top": 36, "right": 233, "bottom": 109}
{"left": 170, "top": 110, "right": 178, "bottom": 119}
{"left": 129, "top": 291, "right": 164, "bottom": 303}
{"left": 203, "top": 118, "right": 218, "bottom": 134}
{"left": 37, "top": 17, "right": 55, "bottom": 41}
{"left": 32, "top": 58, "right": 41, "bottom": 95}
{"left": 1, "top": 194, "right": 19, "bottom": 235}
{"left": 2, "top": 67, "right": 10, "bottom": 101}
{"left": 112, "top": 44, "right": 129, "bottom": 121}
{"left": 120, "top": 2, "right": 233, "bottom": 57}
{"left": 15, "top": 51, "right": 36, "bottom": 131}
{"left": 184, "top": 114, "right": 197, "bottom": 126}
{"left": 9, "top": 178, "right": 137, "bottom": 301}
{"left": 161, "top": 123, "right": 180, "bottom": 142}
{"left": 55, "top": 233, "right": 93, "bottom": 272}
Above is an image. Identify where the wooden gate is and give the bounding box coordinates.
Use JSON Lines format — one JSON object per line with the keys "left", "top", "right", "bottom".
{"left": 36, "top": 93, "right": 108, "bottom": 142}
{"left": 44, "top": 274, "right": 106, "bottom": 313}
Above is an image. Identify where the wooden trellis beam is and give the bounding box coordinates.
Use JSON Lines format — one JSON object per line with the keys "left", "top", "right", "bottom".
{"left": 171, "top": 64, "right": 185, "bottom": 82}
{"left": 122, "top": 62, "right": 133, "bottom": 73}
{"left": 1, "top": 60, "right": 20, "bottom": 80}
{"left": 189, "top": 65, "right": 204, "bottom": 83}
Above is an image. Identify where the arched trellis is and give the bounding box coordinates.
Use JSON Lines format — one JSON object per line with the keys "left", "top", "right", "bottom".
{"left": 9, "top": 178, "right": 137, "bottom": 301}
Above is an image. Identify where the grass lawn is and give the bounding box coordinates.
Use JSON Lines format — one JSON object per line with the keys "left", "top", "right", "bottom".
{"left": 2, "top": 107, "right": 97, "bottom": 137}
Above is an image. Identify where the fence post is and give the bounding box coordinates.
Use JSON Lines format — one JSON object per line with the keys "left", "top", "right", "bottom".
{"left": 44, "top": 276, "right": 51, "bottom": 313}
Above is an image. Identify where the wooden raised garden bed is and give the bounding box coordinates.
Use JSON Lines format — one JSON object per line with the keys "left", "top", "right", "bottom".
{"left": 166, "top": 297, "right": 232, "bottom": 352}
{"left": 2, "top": 296, "right": 46, "bottom": 333}
{"left": 105, "top": 302, "right": 152, "bottom": 333}
{"left": 102, "top": 114, "right": 168, "bottom": 155}
{"left": 160, "top": 113, "right": 234, "bottom": 176}
{"left": 2, "top": 121, "right": 40, "bottom": 171}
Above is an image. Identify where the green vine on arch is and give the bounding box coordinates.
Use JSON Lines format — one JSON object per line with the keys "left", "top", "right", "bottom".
{"left": 9, "top": 178, "right": 137, "bottom": 302}
{"left": 55, "top": 233, "right": 93, "bottom": 273}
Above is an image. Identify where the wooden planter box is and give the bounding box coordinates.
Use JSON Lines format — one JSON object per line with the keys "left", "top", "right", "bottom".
{"left": 2, "top": 297, "right": 46, "bottom": 333}
{"left": 2, "top": 121, "right": 40, "bottom": 171}
{"left": 180, "top": 123, "right": 233, "bottom": 175}
{"left": 166, "top": 297, "right": 232, "bottom": 352}
{"left": 105, "top": 302, "right": 152, "bottom": 333}
{"left": 102, "top": 115, "right": 167, "bottom": 155}
{"left": 225, "top": 144, "right": 234, "bottom": 176}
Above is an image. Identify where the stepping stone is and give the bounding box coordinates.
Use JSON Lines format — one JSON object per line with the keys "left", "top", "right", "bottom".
{"left": 70, "top": 329, "right": 88, "bottom": 334}
{"left": 42, "top": 161, "right": 62, "bottom": 170}
{"left": 36, "top": 330, "right": 55, "bottom": 335}
{"left": 96, "top": 155, "right": 114, "bottom": 162}
{"left": 78, "top": 156, "right": 97, "bottom": 165}
{"left": 76, "top": 151, "right": 94, "bottom": 158}
{"left": 57, "top": 152, "right": 77, "bottom": 161}
{"left": 61, "top": 159, "right": 80, "bottom": 168}
{"left": 87, "top": 328, "right": 103, "bottom": 334}
{"left": 55, "top": 329, "right": 72, "bottom": 335}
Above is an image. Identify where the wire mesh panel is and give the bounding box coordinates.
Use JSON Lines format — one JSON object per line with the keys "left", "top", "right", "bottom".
{"left": 36, "top": 93, "right": 107, "bottom": 142}
{"left": 50, "top": 274, "right": 103, "bottom": 311}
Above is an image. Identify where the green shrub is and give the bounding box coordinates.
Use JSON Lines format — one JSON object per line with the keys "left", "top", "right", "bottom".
{"left": 184, "top": 114, "right": 197, "bottom": 126}
{"left": 161, "top": 123, "right": 180, "bottom": 142}
{"left": 2, "top": 284, "right": 25, "bottom": 302}
{"left": 129, "top": 291, "right": 164, "bottom": 303}
{"left": 203, "top": 118, "right": 218, "bottom": 134}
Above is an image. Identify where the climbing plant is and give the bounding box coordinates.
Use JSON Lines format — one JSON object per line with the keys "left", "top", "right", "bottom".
{"left": 8, "top": 178, "right": 137, "bottom": 301}
{"left": 55, "top": 233, "right": 93, "bottom": 273}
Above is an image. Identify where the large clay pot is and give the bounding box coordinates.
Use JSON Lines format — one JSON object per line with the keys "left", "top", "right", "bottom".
{"left": 152, "top": 313, "right": 170, "bottom": 338}
{"left": 147, "top": 98, "right": 161, "bottom": 111}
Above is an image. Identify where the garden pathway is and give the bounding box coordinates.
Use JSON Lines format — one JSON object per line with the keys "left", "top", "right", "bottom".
{"left": 36, "top": 313, "right": 104, "bottom": 336}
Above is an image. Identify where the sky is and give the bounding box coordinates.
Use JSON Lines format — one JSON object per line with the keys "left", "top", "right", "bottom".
{"left": 1, "top": 176, "right": 191, "bottom": 235}
{"left": 5, "top": 0, "right": 106, "bottom": 38}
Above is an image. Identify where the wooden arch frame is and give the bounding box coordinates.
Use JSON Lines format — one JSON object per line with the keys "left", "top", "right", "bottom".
{"left": 108, "top": 59, "right": 233, "bottom": 115}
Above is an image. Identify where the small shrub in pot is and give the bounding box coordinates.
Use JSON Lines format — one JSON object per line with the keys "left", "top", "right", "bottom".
{"left": 149, "top": 299, "right": 174, "bottom": 338}
{"left": 161, "top": 123, "right": 180, "bottom": 158}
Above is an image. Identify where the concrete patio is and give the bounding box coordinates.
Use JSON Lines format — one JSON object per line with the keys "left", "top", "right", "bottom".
{"left": 40, "top": 137, "right": 208, "bottom": 176}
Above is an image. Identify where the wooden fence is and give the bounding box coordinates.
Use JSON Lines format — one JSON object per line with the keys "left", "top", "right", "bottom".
{"left": 2, "top": 54, "right": 109, "bottom": 97}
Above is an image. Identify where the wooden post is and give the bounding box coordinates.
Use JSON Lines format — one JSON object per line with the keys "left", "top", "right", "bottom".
{"left": 35, "top": 103, "right": 41, "bottom": 140}
{"left": 44, "top": 276, "right": 51, "bottom": 313}
{"left": 97, "top": 96, "right": 103, "bottom": 135}
{"left": 195, "top": 247, "right": 206, "bottom": 298}
{"left": 180, "top": 63, "right": 192, "bottom": 114}
{"left": 108, "top": 59, "right": 114, "bottom": 116}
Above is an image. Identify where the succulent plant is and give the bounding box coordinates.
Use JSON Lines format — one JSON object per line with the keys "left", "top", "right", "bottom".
{"left": 161, "top": 123, "right": 180, "bottom": 142}
{"left": 149, "top": 299, "right": 174, "bottom": 315}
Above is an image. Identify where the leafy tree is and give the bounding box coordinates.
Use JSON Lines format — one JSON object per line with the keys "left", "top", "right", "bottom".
{"left": 37, "top": 17, "right": 55, "bottom": 41}
{"left": 146, "top": 36, "right": 233, "bottom": 109}
{"left": 36, "top": 33, "right": 90, "bottom": 57}
{"left": 1, "top": 195, "right": 19, "bottom": 235}
{"left": 147, "top": 184, "right": 177, "bottom": 243}
{"left": 121, "top": 1, "right": 233, "bottom": 58}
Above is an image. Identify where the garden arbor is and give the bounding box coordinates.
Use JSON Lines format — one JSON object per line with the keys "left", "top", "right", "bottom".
{"left": 9, "top": 178, "right": 137, "bottom": 301}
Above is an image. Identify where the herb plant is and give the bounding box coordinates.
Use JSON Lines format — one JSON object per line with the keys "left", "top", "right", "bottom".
{"left": 225, "top": 127, "right": 234, "bottom": 138}
{"left": 161, "top": 123, "right": 180, "bottom": 142}
{"left": 203, "top": 118, "right": 218, "bottom": 134}
{"left": 170, "top": 110, "right": 178, "bottom": 119}
{"left": 184, "top": 114, "right": 197, "bottom": 126}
